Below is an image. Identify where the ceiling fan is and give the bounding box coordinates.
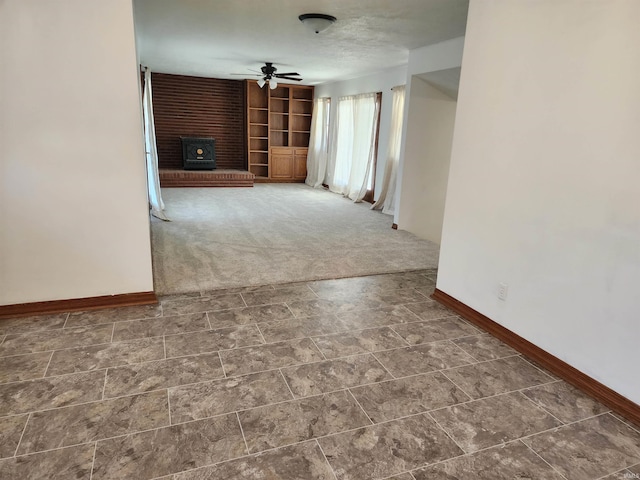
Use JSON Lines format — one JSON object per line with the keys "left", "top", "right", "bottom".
{"left": 233, "top": 62, "right": 302, "bottom": 89}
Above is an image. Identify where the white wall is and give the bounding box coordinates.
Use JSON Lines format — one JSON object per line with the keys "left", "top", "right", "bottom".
{"left": 396, "top": 77, "right": 456, "bottom": 243}
{"left": 0, "top": 0, "right": 154, "bottom": 305}
{"left": 314, "top": 66, "right": 407, "bottom": 199}
{"left": 439, "top": 0, "right": 640, "bottom": 403}
{"left": 393, "top": 37, "right": 465, "bottom": 228}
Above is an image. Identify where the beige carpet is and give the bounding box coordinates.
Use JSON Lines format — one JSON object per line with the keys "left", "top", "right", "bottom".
{"left": 151, "top": 184, "right": 439, "bottom": 294}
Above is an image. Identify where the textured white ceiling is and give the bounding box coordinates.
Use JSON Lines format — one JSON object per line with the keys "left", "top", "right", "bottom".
{"left": 133, "top": 0, "right": 469, "bottom": 85}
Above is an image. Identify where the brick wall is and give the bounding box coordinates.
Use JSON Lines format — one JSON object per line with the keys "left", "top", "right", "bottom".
{"left": 151, "top": 73, "right": 246, "bottom": 170}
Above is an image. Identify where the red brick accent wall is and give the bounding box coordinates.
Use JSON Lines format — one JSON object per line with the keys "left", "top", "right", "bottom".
{"left": 151, "top": 73, "right": 246, "bottom": 170}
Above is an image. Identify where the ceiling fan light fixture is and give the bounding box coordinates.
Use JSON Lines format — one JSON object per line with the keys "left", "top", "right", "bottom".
{"left": 269, "top": 79, "right": 278, "bottom": 89}
{"left": 299, "top": 13, "right": 336, "bottom": 34}
{"left": 257, "top": 78, "right": 266, "bottom": 88}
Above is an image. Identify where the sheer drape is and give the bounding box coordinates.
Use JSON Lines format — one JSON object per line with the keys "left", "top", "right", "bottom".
{"left": 329, "top": 93, "right": 380, "bottom": 202}
{"left": 305, "top": 97, "right": 331, "bottom": 188}
{"left": 143, "top": 69, "right": 169, "bottom": 221}
{"left": 372, "top": 85, "right": 405, "bottom": 215}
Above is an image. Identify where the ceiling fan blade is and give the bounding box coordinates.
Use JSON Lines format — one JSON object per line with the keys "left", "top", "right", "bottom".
{"left": 230, "top": 73, "right": 262, "bottom": 76}
{"left": 275, "top": 72, "right": 300, "bottom": 77}
{"left": 276, "top": 76, "right": 303, "bottom": 82}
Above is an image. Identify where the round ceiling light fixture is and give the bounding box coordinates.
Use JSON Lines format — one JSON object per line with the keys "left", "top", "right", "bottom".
{"left": 298, "top": 13, "right": 337, "bottom": 34}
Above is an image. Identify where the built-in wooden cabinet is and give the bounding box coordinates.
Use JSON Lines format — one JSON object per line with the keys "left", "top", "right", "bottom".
{"left": 246, "top": 81, "right": 313, "bottom": 181}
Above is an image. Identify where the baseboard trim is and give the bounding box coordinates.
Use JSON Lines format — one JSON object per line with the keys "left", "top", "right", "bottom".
{"left": 0, "top": 291, "right": 158, "bottom": 319}
{"left": 432, "top": 288, "right": 640, "bottom": 427}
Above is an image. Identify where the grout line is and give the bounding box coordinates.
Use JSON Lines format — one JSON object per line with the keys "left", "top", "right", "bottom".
{"left": 101, "top": 369, "right": 108, "bottom": 400}
{"left": 238, "top": 293, "right": 248, "bottom": 308}
{"left": 13, "top": 412, "right": 31, "bottom": 457}
{"left": 255, "top": 324, "right": 268, "bottom": 345}
{"left": 218, "top": 352, "right": 228, "bottom": 378}
{"left": 447, "top": 339, "right": 483, "bottom": 363}
{"left": 308, "top": 337, "right": 327, "bottom": 360}
{"left": 438, "top": 370, "right": 475, "bottom": 401}
{"left": 62, "top": 312, "right": 71, "bottom": 329}
{"left": 520, "top": 439, "right": 570, "bottom": 480}
{"left": 167, "top": 389, "right": 172, "bottom": 426}
{"left": 370, "top": 352, "right": 396, "bottom": 379}
{"left": 515, "top": 390, "right": 566, "bottom": 426}
{"left": 236, "top": 412, "right": 251, "bottom": 456}
{"left": 346, "top": 388, "right": 374, "bottom": 425}
{"left": 387, "top": 325, "right": 411, "bottom": 347}
{"left": 162, "top": 336, "right": 167, "bottom": 360}
{"left": 278, "top": 369, "right": 297, "bottom": 399}
{"left": 315, "top": 439, "right": 339, "bottom": 480}
{"left": 109, "top": 323, "right": 115, "bottom": 343}
{"left": 205, "top": 312, "right": 213, "bottom": 330}
{"left": 88, "top": 442, "right": 98, "bottom": 480}
{"left": 42, "top": 351, "right": 55, "bottom": 378}
{"left": 427, "top": 410, "right": 468, "bottom": 455}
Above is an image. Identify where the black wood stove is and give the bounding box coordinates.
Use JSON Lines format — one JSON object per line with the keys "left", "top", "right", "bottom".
{"left": 180, "top": 136, "right": 216, "bottom": 170}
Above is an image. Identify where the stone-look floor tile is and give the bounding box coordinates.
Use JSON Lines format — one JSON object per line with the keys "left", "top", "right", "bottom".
{"left": 281, "top": 353, "right": 392, "bottom": 398}
{"left": 46, "top": 337, "right": 165, "bottom": 376}
{"left": 600, "top": 470, "right": 637, "bottom": 479}
{"left": 318, "top": 414, "right": 463, "bottom": 480}
{"left": 239, "top": 390, "right": 371, "bottom": 453}
{"left": 202, "top": 284, "right": 275, "bottom": 296}
{"left": 392, "top": 318, "right": 479, "bottom": 345}
{"left": 0, "top": 313, "right": 67, "bottom": 336}
{"left": 161, "top": 294, "right": 246, "bottom": 316}
{"left": 112, "top": 313, "right": 209, "bottom": 341}
{"left": 307, "top": 275, "right": 389, "bottom": 297}
{"left": 0, "top": 351, "right": 51, "bottom": 383}
{"left": 18, "top": 390, "right": 169, "bottom": 454}
{"left": 66, "top": 304, "right": 161, "bottom": 328}
{"left": 431, "top": 392, "right": 561, "bottom": 453}
{"left": 443, "top": 355, "right": 555, "bottom": 399}
{"left": 414, "top": 284, "right": 436, "bottom": 297}
{"left": 169, "top": 370, "right": 292, "bottom": 423}
{"left": 0, "top": 444, "right": 94, "bottom": 480}
{"left": 452, "top": 334, "right": 518, "bottom": 362}
{"left": 219, "top": 338, "right": 324, "bottom": 377}
{"left": 208, "top": 303, "right": 294, "bottom": 328}
{"left": 0, "top": 324, "right": 113, "bottom": 356}
{"left": 404, "top": 301, "right": 458, "bottom": 320}
{"left": 374, "top": 341, "right": 476, "bottom": 377}
{"left": 0, "top": 414, "right": 28, "bottom": 458}
{"left": 0, "top": 370, "right": 105, "bottom": 416}
{"left": 371, "top": 288, "right": 429, "bottom": 306}
{"left": 287, "top": 298, "right": 382, "bottom": 318}
{"left": 522, "top": 414, "right": 640, "bottom": 480}
{"left": 173, "top": 441, "right": 335, "bottom": 480}
{"left": 313, "top": 327, "right": 408, "bottom": 359}
{"left": 92, "top": 414, "right": 246, "bottom": 480}
{"left": 384, "top": 474, "right": 415, "bottom": 480}
{"left": 350, "top": 372, "right": 470, "bottom": 423}
{"left": 241, "top": 285, "right": 317, "bottom": 307}
{"left": 259, "top": 314, "right": 345, "bottom": 342}
{"left": 104, "top": 353, "right": 224, "bottom": 398}
{"left": 413, "top": 441, "right": 565, "bottom": 480}
{"left": 629, "top": 463, "right": 640, "bottom": 474}
{"left": 159, "top": 292, "right": 203, "bottom": 304}
{"left": 336, "top": 305, "right": 420, "bottom": 330}
{"left": 522, "top": 380, "right": 610, "bottom": 423}
{"left": 165, "top": 325, "right": 264, "bottom": 358}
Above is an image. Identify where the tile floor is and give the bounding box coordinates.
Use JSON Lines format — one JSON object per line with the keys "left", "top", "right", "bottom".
{"left": 1, "top": 270, "right": 639, "bottom": 479}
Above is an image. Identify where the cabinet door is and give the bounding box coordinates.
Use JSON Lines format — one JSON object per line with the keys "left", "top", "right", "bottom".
{"left": 271, "top": 152, "right": 293, "bottom": 179}
{"left": 293, "top": 148, "right": 308, "bottom": 180}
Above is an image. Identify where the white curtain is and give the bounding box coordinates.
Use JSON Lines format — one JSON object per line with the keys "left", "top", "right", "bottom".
{"left": 329, "top": 93, "right": 380, "bottom": 202}
{"left": 142, "top": 69, "right": 169, "bottom": 221}
{"left": 305, "top": 97, "right": 331, "bottom": 188}
{"left": 372, "top": 85, "right": 405, "bottom": 215}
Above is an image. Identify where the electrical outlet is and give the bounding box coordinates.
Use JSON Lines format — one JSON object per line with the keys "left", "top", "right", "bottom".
{"left": 498, "top": 283, "right": 508, "bottom": 301}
